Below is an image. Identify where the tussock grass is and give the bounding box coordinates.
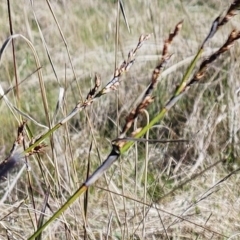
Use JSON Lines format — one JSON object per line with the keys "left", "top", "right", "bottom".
{"left": 1, "top": 0, "right": 240, "bottom": 239}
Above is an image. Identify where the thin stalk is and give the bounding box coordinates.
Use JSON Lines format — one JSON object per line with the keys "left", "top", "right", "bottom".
{"left": 28, "top": 184, "right": 88, "bottom": 240}
{"left": 142, "top": 109, "right": 149, "bottom": 239}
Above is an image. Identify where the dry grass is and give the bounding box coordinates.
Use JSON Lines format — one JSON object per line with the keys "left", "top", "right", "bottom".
{"left": 1, "top": 0, "right": 240, "bottom": 239}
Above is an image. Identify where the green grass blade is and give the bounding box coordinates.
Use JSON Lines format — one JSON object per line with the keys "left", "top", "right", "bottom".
{"left": 27, "top": 185, "right": 88, "bottom": 240}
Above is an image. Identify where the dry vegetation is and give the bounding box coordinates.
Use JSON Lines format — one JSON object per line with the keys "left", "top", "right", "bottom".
{"left": 1, "top": 0, "right": 240, "bottom": 239}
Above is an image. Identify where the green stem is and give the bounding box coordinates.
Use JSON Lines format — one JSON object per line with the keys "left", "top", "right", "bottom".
{"left": 28, "top": 185, "right": 88, "bottom": 240}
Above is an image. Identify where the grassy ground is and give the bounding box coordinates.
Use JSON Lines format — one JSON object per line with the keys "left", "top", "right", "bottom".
{"left": 1, "top": 0, "right": 240, "bottom": 239}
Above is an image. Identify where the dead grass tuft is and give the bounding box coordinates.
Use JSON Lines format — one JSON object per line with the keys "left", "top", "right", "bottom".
{"left": 1, "top": 1, "right": 240, "bottom": 240}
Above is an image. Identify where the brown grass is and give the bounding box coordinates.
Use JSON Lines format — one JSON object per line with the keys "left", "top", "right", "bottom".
{"left": 1, "top": 0, "right": 240, "bottom": 239}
